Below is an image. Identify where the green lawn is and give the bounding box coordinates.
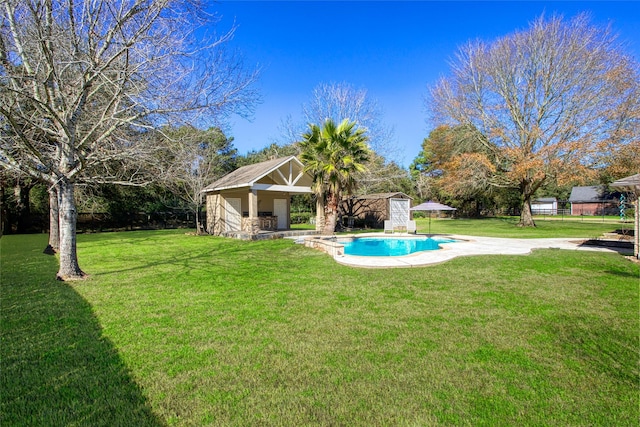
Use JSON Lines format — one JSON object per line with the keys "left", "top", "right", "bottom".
{"left": 294, "top": 216, "right": 634, "bottom": 238}
{"left": 1, "top": 228, "right": 638, "bottom": 426}
{"left": 413, "top": 216, "right": 634, "bottom": 238}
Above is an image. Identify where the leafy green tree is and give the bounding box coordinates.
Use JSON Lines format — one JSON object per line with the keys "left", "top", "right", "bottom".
{"left": 299, "top": 119, "right": 371, "bottom": 234}
{"left": 236, "top": 143, "right": 300, "bottom": 167}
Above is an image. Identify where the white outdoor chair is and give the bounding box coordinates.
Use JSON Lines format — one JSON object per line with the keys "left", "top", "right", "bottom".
{"left": 384, "top": 220, "right": 393, "bottom": 233}
{"left": 407, "top": 220, "right": 416, "bottom": 234}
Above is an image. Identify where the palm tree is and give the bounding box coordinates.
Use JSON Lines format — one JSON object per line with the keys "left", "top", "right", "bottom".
{"left": 299, "top": 119, "right": 370, "bottom": 234}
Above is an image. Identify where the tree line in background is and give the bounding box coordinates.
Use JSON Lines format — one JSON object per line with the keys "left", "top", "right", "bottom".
{"left": 4, "top": 112, "right": 635, "bottom": 237}
{"left": 0, "top": 121, "right": 411, "bottom": 235}
{"left": 2, "top": 5, "right": 638, "bottom": 281}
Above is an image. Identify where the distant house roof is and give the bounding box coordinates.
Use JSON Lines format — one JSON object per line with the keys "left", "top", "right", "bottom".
{"left": 202, "top": 156, "right": 313, "bottom": 194}
{"left": 350, "top": 192, "right": 413, "bottom": 200}
{"left": 569, "top": 186, "right": 620, "bottom": 203}
{"left": 610, "top": 174, "right": 640, "bottom": 194}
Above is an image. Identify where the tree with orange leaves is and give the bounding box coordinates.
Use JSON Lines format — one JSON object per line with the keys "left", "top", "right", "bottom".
{"left": 411, "top": 125, "right": 509, "bottom": 216}
{"left": 428, "top": 13, "right": 639, "bottom": 226}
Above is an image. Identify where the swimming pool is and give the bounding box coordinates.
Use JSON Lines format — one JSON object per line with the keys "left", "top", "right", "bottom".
{"left": 339, "top": 236, "right": 456, "bottom": 257}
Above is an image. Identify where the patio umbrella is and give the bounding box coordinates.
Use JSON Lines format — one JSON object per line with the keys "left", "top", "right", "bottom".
{"left": 410, "top": 201, "right": 456, "bottom": 235}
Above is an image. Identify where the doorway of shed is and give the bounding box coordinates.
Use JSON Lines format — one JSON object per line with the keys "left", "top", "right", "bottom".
{"left": 390, "top": 198, "right": 410, "bottom": 228}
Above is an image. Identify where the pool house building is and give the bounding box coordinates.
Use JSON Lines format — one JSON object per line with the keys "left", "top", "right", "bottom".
{"left": 203, "top": 156, "right": 314, "bottom": 238}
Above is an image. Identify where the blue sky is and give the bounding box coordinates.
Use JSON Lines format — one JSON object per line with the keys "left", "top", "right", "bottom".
{"left": 213, "top": 1, "right": 640, "bottom": 168}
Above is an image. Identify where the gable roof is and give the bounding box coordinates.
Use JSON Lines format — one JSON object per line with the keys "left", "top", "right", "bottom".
{"left": 202, "top": 156, "right": 312, "bottom": 193}
{"left": 610, "top": 173, "right": 640, "bottom": 194}
{"left": 569, "top": 186, "right": 620, "bottom": 203}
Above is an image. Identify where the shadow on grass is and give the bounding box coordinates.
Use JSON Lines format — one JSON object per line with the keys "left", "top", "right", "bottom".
{"left": 1, "top": 236, "right": 165, "bottom": 426}
{"left": 86, "top": 233, "right": 264, "bottom": 278}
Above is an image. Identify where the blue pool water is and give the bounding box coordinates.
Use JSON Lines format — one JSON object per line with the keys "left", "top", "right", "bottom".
{"left": 340, "top": 237, "right": 456, "bottom": 257}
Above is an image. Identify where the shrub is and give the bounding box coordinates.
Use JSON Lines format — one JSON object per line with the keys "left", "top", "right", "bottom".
{"left": 291, "top": 212, "right": 313, "bottom": 224}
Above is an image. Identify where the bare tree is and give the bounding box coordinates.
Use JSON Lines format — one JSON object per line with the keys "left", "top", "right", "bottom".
{"left": 0, "top": 0, "right": 259, "bottom": 279}
{"left": 355, "top": 153, "right": 412, "bottom": 196}
{"left": 428, "top": 13, "right": 639, "bottom": 226}
{"left": 304, "top": 82, "right": 396, "bottom": 156}
{"left": 157, "top": 126, "right": 236, "bottom": 234}
{"left": 280, "top": 82, "right": 398, "bottom": 160}
{"left": 282, "top": 81, "right": 406, "bottom": 215}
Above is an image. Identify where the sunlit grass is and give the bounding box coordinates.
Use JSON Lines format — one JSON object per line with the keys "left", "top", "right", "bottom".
{"left": 296, "top": 215, "right": 629, "bottom": 238}
{"left": 2, "top": 229, "right": 638, "bottom": 426}
{"left": 415, "top": 216, "right": 630, "bottom": 238}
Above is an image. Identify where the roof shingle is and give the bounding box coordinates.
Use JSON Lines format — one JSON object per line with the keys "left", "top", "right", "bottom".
{"left": 569, "top": 186, "right": 619, "bottom": 202}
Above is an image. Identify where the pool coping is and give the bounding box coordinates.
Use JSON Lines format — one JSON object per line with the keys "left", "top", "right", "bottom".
{"left": 304, "top": 232, "right": 630, "bottom": 268}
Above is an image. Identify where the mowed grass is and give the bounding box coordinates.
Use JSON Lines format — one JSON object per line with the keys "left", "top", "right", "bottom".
{"left": 1, "top": 228, "right": 638, "bottom": 426}
{"left": 413, "top": 216, "right": 633, "bottom": 238}
{"left": 295, "top": 215, "right": 633, "bottom": 238}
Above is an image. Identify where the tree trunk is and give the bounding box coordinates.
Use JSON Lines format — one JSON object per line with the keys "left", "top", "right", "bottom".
{"left": 518, "top": 199, "right": 535, "bottom": 227}
{"left": 14, "top": 182, "right": 32, "bottom": 233}
{"left": 518, "top": 178, "right": 541, "bottom": 227}
{"left": 56, "top": 180, "right": 85, "bottom": 280}
{"left": 315, "top": 196, "right": 326, "bottom": 232}
{"left": 195, "top": 205, "right": 202, "bottom": 234}
{"left": 0, "top": 182, "right": 5, "bottom": 237}
{"left": 44, "top": 187, "right": 60, "bottom": 254}
{"left": 518, "top": 190, "right": 536, "bottom": 227}
{"left": 322, "top": 191, "right": 340, "bottom": 234}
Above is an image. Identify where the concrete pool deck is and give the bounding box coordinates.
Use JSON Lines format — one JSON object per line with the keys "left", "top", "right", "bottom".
{"left": 323, "top": 234, "right": 631, "bottom": 268}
